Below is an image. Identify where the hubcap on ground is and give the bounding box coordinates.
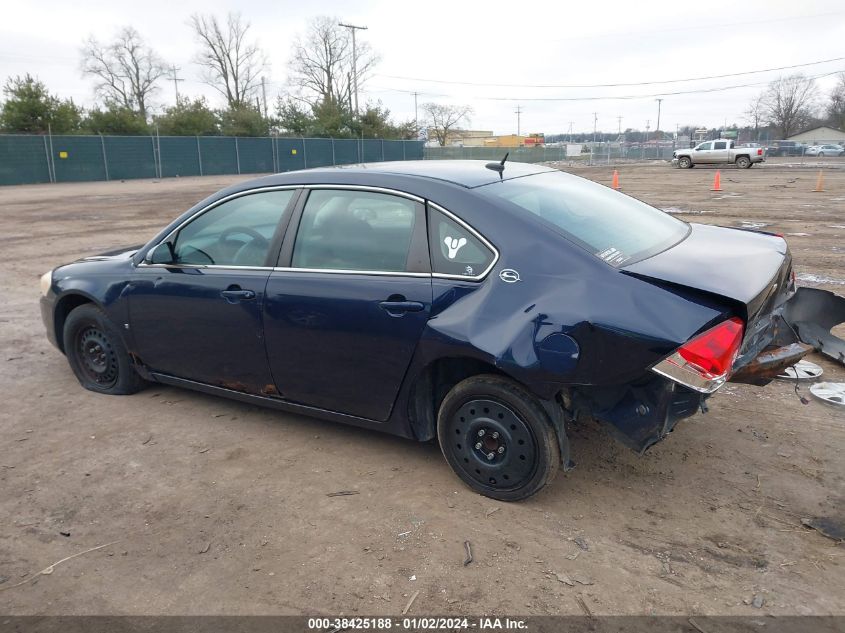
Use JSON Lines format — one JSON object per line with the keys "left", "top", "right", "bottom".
{"left": 78, "top": 327, "right": 118, "bottom": 387}
{"left": 447, "top": 399, "right": 537, "bottom": 491}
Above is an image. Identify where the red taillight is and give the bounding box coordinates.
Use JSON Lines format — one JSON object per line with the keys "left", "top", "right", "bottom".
{"left": 651, "top": 317, "right": 745, "bottom": 393}
{"left": 678, "top": 317, "right": 744, "bottom": 377}
{"left": 757, "top": 149, "right": 763, "bottom": 156}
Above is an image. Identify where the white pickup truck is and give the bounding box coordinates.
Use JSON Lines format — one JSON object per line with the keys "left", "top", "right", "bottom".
{"left": 672, "top": 139, "right": 765, "bottom": 169}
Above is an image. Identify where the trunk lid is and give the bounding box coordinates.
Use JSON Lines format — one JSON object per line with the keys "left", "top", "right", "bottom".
{"left": 623, "top": 223, "right": 790, "bottom": 319}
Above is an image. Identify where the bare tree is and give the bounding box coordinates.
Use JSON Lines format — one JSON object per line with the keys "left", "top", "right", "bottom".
{"left": 81, "top": 27, "right": 166, "bottom": 120}
{"left": 761, "top": 74, "right": 818, "bottom": 138}
{"left": 422, "top": 103, "right": 473, "bottom": 146}
{"left": 190, "top": 13, "right": 267, "bottom": 109}
{"left": 287, "top": 16, "right": 379, "bottom": 109}
{"left": 744, "top": 94, "right": 766, "bottom": 141}
{"left": 826, "top": 72, "right": 845, "bottom": 130}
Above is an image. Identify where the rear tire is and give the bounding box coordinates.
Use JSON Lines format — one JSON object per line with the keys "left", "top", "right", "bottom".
{"left": 437, "top": 374, "right": 560, "bottom": 501}
{"left": 63, "top": 304, "right": 146, "bottom": 395}
{"left": 735, "top": 156, "right": 751, "bottom": 169}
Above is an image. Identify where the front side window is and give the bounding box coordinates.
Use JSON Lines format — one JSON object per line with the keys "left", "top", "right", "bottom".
{"left": 173, "top": 190, "right": 295, "bottom": 266}
{"left": 428, "top": 207, "right": 495, "bottom": 278}
{"left": 478, "top": 170, "right": 689, "bottom": 267}
{"left": 697, "top": 142, "right": 713, "bottom": 151}
{"left": 292, "top": 189, "right": 417, "bottom": 272}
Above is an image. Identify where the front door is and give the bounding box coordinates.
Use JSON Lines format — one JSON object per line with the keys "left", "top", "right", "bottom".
{"left": 128, "top": 188, "right": 297, "bottom": 393}
{"left": 263, "top": 187, "right": 432, "bottom": 421}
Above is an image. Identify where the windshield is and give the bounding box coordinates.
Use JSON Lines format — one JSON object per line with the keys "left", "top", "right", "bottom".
{"left": 478, "top": 170, "right": 689, "bottom": 267}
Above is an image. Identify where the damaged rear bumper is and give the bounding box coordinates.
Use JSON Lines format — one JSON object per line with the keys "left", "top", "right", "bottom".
{"left": 782, "top": 287, "right": 845, "bottom": 366}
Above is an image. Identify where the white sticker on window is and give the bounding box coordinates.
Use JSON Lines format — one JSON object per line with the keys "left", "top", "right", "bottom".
{"left": 444, "top": 236, "right": 467, "bottom": 259}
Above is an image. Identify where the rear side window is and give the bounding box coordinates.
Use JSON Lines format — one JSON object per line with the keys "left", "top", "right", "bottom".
{"left": 478, "top": 171, "right": 689, "bottom": 267}
{"left": 428, "top": 207, "right": 495, "bottom": 278}
{"left": 714, "top": 141, "right": 727, "bottom": 150}
{"left": 292, "top": 189, "right": 416, "bottom": 272}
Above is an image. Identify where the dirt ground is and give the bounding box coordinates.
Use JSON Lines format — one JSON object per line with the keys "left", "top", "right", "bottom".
{"left": 0, "top": 159, "right": 843, "bottom": 616}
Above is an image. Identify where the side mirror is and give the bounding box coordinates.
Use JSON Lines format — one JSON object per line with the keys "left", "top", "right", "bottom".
{"left": 147, "top": 241, "right": 175, "bottom": 265}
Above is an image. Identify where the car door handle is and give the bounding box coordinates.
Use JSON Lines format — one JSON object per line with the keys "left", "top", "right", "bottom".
{"left": 221, "top": 288, "right": 256, "bottom": 303}
{"left": 378, "top": 300, "right": 425, "bottom": 315}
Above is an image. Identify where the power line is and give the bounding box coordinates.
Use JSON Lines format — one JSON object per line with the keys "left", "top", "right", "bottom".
{"left": 375, "top": 56, "right": 845, "bottom": 89}
{"left": 450, "top": 69, "right": 844, "bottom": 102}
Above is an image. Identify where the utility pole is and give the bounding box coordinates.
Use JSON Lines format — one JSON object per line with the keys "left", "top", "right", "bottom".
{"left": 655, "top": 98, "right": 663, "bottom": 136}
{"left": 412, "top": 91, "right": 420, "bottom": 136}
{"left": 514, "top": 104, "right": 522, "bottom": 136}
{"left": 567, "top": 121, "right": 574, "bottom": 144}
{"left": 261, "top": 76, "right": 269, "bottom": 119}
{"left": 339, "top": 22, "right": 368, "bottom": 116}
{"left": 617, "top": 115, "right": 622, "bottom": 135}
{"left": 168, "top": 64, "right": 183, "bottom": 103}
{"left": 592, "top": 112, "right": 598, "bottom": 145}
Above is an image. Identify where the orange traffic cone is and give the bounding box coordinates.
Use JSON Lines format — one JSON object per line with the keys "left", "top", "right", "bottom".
{"left": 814, "top": 170, "right": 825, "bottom": 192}
{"left": 611, "top": 169, "right": 620, "bottom": 190}
{"left": 711, "top": 170, "right": 722, "bottom": 192}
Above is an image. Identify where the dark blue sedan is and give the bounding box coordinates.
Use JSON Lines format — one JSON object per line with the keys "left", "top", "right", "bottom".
{"left": 40, "top": 160, "right": 809, "bottom": 500}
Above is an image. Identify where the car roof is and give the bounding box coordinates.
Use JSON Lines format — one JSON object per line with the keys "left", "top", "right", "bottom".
{"left": 280, "top": 159, "right": 558, "bottom": 188}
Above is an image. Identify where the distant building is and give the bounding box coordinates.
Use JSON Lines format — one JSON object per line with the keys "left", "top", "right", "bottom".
{"left": 425, "top": 129, "right": 494, "bottom": 147}
{"left": 787, "top": 126, "right": 845, "bottom": 145}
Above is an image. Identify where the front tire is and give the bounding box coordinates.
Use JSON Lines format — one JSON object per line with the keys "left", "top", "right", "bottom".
{"left": 437, "top": 375, "right": 560, "bottom": 501}
{"left": 735, "top": 156, "right": 751, "bottom": 169}
{"left": 63, "top": 304, "right": 146, "bottom": 395}
{"left": 678, "top": 156, "right": 692, "bottom": 169}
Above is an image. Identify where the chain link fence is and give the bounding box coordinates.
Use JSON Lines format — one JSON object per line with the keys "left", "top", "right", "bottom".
{"left": 0, "top": 134, "right": 424, "bottom": 186}
{"left": 424, "top": 142, "right": 677, "bottom": 164}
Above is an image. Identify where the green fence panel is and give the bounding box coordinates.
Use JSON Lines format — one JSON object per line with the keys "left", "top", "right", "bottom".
{"left": 404, "top": 141, "right": 424, "bottom": 160}
{"left": 360, "top": 139, "right": 382, "bottom": 162}
{"left": 0, "top": 135, "right": 51, "bottom": 185}
{"left": 332, "top": 139, "right": 359, "bottom": 165}
{"left": 236, "top": 137, "right": 273, "bottom": 174}
{"left": 52, "top": 136, "right": 107, "bottom": 182}
{"left": 158, "top": 136, "right": 201, "bottom": 178}
{"left": 382, "top": 140, "right": 404, "bottom": 161}
{"left": 103, "top": 136, "right": 157, "bottom": 180}
{"left": 197, "top": 137, "right": 237, "bottom": 175}
{"left": 0, "top": 135, "right": 427, "bottom": 185}
{"left": 275, "top": 138, "right": 306, "bottom": 172}
{"left": 302, "top": 138, "right": 333, "bottom": 168}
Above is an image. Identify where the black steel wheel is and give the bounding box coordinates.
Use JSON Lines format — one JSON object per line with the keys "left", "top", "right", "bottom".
{"left": 437, "top": 374, "right": 560, "bottom": 501}
{"left": 63, "top": 304, "right": 146, "bottom": 395}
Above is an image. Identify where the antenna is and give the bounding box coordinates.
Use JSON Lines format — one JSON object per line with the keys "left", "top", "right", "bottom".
{"left": 485, "top": 152, "right": 509, "bottom": 179}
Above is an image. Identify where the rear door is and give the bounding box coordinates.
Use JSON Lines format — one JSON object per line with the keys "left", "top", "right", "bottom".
{"left": 263, "top": 187, "right": 432, "bottom": 421}
{"left": 711, "top": 140, "right": 729, "bottom": 163}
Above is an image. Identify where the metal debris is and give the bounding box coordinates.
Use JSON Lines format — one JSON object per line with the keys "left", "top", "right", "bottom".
{"left": 574, "top": 536, "right": 589, "bottom": 551}
{"left": 326, "top": 490, "right": 359, "bottom": 497}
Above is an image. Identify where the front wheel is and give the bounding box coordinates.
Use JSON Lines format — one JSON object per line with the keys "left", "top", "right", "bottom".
{"left": 63, "top": 304, "right": 146, "bottom": 395}
{"left": 437, "top": 375, "right": 560, "bottom": 501}
{"left": 735, "top": 156, "right": 751, "bottom": 169}
{"left": 678, "top": 156, "right": 692, "bottom": 169}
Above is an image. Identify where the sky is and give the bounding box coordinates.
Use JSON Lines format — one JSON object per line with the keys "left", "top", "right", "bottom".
{"left": 1, "top": 0, "right": 844, "bottom": 136}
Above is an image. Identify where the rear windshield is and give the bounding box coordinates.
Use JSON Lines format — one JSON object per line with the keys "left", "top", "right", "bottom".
{"left": 478, "top": 170, "right": 689, "bottom": 267}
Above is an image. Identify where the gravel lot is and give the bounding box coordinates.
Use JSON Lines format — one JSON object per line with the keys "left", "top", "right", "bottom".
{"left": 1, "top": 160, "right": 843, "bottom": 616}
